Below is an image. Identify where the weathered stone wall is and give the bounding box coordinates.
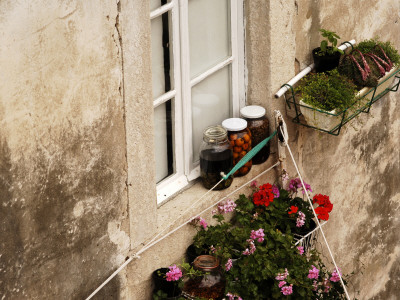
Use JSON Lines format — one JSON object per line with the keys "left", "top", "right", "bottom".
{"left": 0, "top": 1, "right": 129, "bottom": 299}
{"left": 1, "top": 0, "right": 399, "bottom": 299}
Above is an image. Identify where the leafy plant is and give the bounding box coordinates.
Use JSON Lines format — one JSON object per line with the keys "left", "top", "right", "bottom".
{"left": 316, "top": 29, "right": 344, "bottom": 56}
{"left": 297, "top": 69, "right": 358, "bottom": 112}
{"left": 338, "top": 38, "right": 400, "bottom": 87}
{"left": 190, "top": 177, "right": 352, "bottom": 299}
{"left": 356, "top": 38, "right": 400, "bottom": 66}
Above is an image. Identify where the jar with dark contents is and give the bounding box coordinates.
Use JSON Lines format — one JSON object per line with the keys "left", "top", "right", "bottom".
{"left": 199, "top": 125, "right": 233, "bottom": 190}
{"left": 182, "top": 255, "right": 225, "bottom": 300}
{"left": 240, "top": 105, "right": 270, "bottom": 165}
{"left": 222, "top": 118, "right": 252, "bottom": 177}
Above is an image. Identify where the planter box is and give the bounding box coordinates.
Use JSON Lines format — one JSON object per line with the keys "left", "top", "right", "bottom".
{"left": 358, "top": 66, "right": 400, "bottom": 101}
{"left": 299, "top": 66, "right": 400, "bottom": 132}
{"left": 299, "top": 100, "right": 340, "bottom": 131}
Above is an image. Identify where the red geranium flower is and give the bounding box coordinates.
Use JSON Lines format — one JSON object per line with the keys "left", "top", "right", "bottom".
{"left": 288, "top": 206, "right": 299, "bottom": 215}
{"left": 253, "top": 183, "right": 275, "bottom": 207}
{"left": 313, "top": 194, "right": 333, "bottom": 220}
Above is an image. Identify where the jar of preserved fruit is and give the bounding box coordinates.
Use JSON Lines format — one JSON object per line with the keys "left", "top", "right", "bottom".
{"left": 240, "top": 105, "right": 270, "bottom": 165}
{"left": 222, "top": 118, "right": 252, "bottom": 177}
{"left": 199, "top": 125, "right": 233, "bottom": 190}
{"left": 182, "top": 255, "right": 225, "bottom": 300}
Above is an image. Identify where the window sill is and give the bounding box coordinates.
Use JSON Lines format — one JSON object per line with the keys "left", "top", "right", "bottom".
{"left": 156, "top": 157, "right": 279, "bottom": 234}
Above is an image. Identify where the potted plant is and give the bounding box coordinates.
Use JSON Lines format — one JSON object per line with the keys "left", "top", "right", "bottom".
{"left": 313, "top": 29, "right": 344, "bottom": 73}
{"left": 296, "top": 69, "right": 359, "bottom": 131}
{"left": 152, "top": 266, "right": 183, "bottom": 299}
{"left": 338, "top": 38, "right": 400, "bottom": 100}
{"left": 190, "top": 178, "right": 352, "bottom": 299}
{"left": 152, "top": 262, "right": 205, "bottom": 300}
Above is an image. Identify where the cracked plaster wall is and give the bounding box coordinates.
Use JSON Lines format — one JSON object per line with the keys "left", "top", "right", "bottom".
{"left": 0, "top": 1, "right": 129, "bottom": 299}
{"left": 1, "top": 0, "right": 399, "bottom": 299}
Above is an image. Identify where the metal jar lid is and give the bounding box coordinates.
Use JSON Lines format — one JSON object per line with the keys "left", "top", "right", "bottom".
{"left": 240, "top": 105, "right": 266, "bottom": 119}
{"left": 193, "top": 255, "right": 220, "bottom": 271}
{"left": 222, "top": 118, "right": 247, "bottom": 131}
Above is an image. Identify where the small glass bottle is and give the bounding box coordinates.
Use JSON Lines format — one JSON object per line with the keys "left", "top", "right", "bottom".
{"left": 240, "top": 105, "right": 270, "bottom": 165}
{"left": 199, "top": 125, "right": 233, "bottom": 190}
{"left": 222, "top": 118, "right": 252, "bottom": 176}
{"left": 182, "top": 255, "right": 225, "bottom": 300}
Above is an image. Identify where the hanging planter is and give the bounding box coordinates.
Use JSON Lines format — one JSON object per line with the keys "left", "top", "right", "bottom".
{"left": 277, "top": 37, "right": 400, "bottom": 135}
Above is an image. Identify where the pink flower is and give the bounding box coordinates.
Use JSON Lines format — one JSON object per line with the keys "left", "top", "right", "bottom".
{"left": 312, "top": 280, "right": 318, "bottom": 291}
{"left": 166, "top": 265, "right": 182, "bottom": 281}
{"left": 225, "top": 258, "right": 233, "bottom": 271}
{"left": 330, "top": 268, "right": 342, "bottom": 282}
{"left": 278, "top": 281, "right": 286, "bottom": 288}
{"left": 199, "top": 217, "right": 207, "bottom": 229}
{"left": 297, "top": 246, "right": 304, "bottom": 255}
{"left": 250, "top": 180, "right": 258, "bottom": 188}
{"left": 308, "top": 265, "right": 319, "bottom": 279}
{"left": 216, "top": 199, "right": 237, "bottom": 214}
{"left": 296, "top": 211, "right": 306, "bottom": 228}
{"left": 281, "top": 284, "right": 293, "bottom": 296}
{"left": 242, "top": 239, "right": 256, "bottom": 255}
{"left": 226, "top": 292, "right": 242, "bottom": 300}
{"left": 250, "top": 228, "right": 265, "bottom": 243}
{"left": 275, "top": 268, "right": 289, "bottom": 281}
{"left": 272, "top": 185, "right": 280, "bottom": 198}
{"left": 210, "top": 245, "right": 216, "bottom": 253}
{"left": 288, "top": 178, "right": 312, "bottom": 194}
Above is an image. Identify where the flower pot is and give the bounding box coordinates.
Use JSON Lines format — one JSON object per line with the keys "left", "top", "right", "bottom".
{"left": 152, "top": 268, "right": 182, "bottom": 298}
{"left": 299, "top": 100, "right": 341, "bottom": 131}
{"left": 312, "top": 47, "right": 341, "bottom": 73}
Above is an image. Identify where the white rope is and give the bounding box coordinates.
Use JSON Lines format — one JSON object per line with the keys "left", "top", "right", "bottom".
{"left": 280, "top": 127, "right": 351, "bottom": 300}
{"left": 143, "top": 177, "right": 225, "bottom": 250}
{"left": 86, "top": 161, "right": 280, "bottom": 300}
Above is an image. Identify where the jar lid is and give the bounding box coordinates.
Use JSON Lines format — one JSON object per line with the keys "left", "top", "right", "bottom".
{"left": 193, "top": 255, "right": 219, "bottom": 271}
{"left": 240, "top": 105, "right": 266, "bottom": 119}
{"left": 203, "top": 125, "right": 227, "bottom": 143}
{"left": 222, "top": 118, "right": 247, "bottom": 131}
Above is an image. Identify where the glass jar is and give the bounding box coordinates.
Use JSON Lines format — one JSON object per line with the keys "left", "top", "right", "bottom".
{"left": 199, "top": 125, "right": 233, "bottom": 190}
{"left": 222, "top": 118, "right": 252, "bottom": 176}
{"left": 182, "top": 255, "right": 225, "bottom": 300}
{"left": 240, "top": 105, "right": 270, "bottom": 165}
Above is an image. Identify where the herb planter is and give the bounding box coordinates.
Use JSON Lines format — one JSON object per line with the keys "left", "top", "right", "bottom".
{"left": 299, "top": 100, "right": 341, "bottom": 131}
{"left": 358, "top": 66, "right": 400, "bottom": 101}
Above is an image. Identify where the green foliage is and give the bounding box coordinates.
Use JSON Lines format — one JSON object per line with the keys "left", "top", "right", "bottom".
{"left": 191, "top": 182, "right": 352, "bottom": 300}
{"left": 297, "top": 69, "right": 358, "bottom": 112}
{"left": 338, "top": 38, "right": 400, "bottom": 88}
{"left": 356, "top": 38, "right": 400, "bottom": 66}
{"left": 317, "top": 29, "right": 344, "bottom": 56}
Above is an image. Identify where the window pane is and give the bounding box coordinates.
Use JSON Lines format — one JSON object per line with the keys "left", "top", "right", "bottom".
{"left": 188, "top": 0, "right": 231, "bottom": 78}
{"left": 154, "top": 100, "right": 175, "bottom": 183}
{"left": 151, "top": 12, "right": 174, "bottom": 99}
{"left": 192, "top": 66, "right": 231, "bottom": 163}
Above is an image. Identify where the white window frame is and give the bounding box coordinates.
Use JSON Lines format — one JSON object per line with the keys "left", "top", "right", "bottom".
{"left": 151, "top": 0, "right": 245, "bottom": 204}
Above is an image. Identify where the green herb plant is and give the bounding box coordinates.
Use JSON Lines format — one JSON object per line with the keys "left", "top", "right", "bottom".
{"left": 297, "top": 69, "right": 358, "bottom": 112}
{"left": 317, "top": 29, "right": 344, "bottom": 56}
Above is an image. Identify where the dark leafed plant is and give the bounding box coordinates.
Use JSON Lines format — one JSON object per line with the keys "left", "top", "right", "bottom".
{"left": 296, "top": 69, "right": 358, "bottom": 112}
{"left": 338, "top": 38, "right": 400, "bottom": 87}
